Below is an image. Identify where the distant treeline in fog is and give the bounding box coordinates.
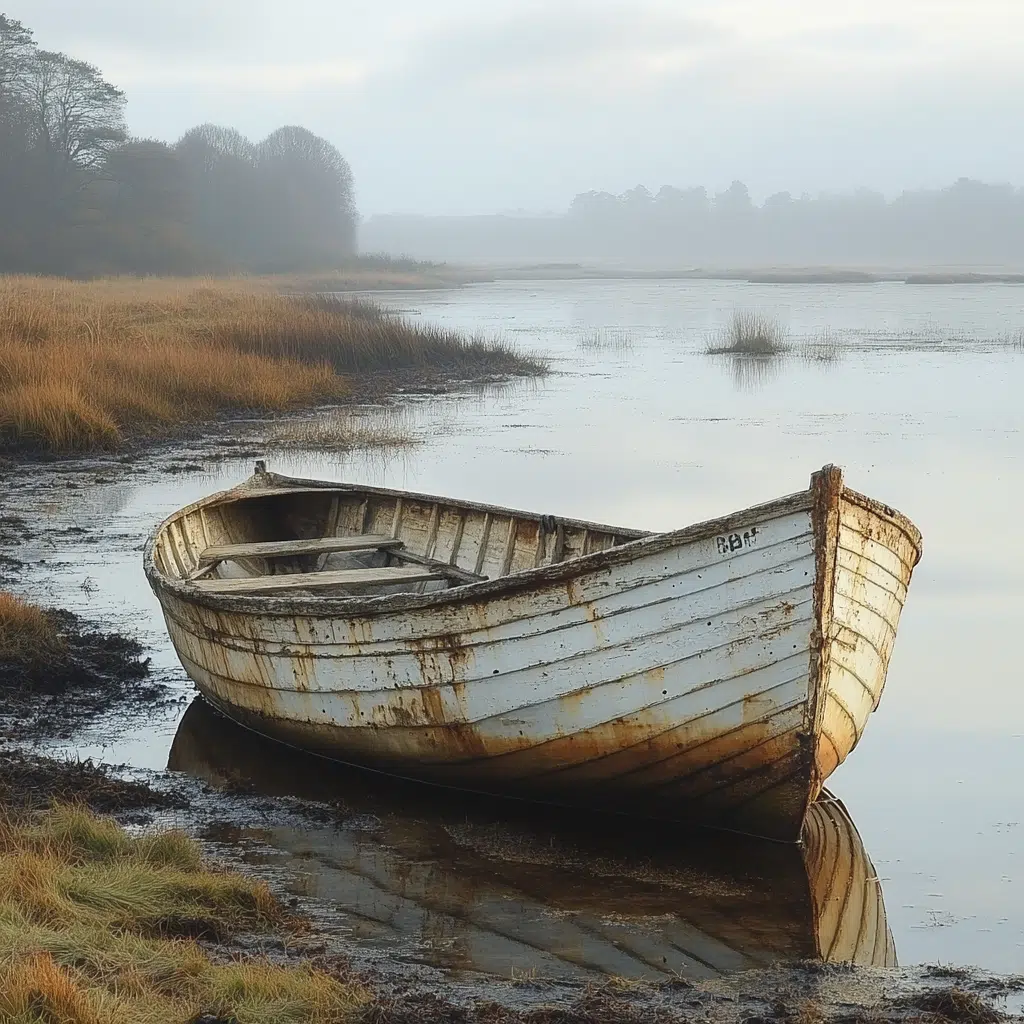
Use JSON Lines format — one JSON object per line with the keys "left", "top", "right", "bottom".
{"left": 0, "top": 14, "right": 355, "bottom": 275}
{"left": 363, "top": 179, "right": 1024, "bottom": 267}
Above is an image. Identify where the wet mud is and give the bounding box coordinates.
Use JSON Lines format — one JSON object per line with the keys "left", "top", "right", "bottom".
{"left": 0, "top": 606, "right": 165, "bottom": 739}
{"left": 0, "top": 746, "right": 183, "bottom": 813}
{"left": 156, "top": 698, "right": 1019, "bottom": 1021}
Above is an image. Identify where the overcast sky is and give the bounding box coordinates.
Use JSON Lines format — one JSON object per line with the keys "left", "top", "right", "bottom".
{"left": 9, "top": 1, "right": 1024, "bottom": 216}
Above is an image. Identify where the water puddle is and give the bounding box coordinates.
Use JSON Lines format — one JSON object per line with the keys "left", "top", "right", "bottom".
{"left": 5, "top": 278, "right": 1024, "bottom": 975}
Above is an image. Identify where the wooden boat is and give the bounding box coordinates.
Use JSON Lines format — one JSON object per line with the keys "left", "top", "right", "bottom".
{"left": 145, "top": 462, "right": 921, "bottom": 841}
{"left": 169, "top": 695, "right": 897, "bottom": 978}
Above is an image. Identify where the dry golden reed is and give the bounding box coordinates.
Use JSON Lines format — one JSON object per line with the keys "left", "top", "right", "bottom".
{"left": 0, "top": 591, "right": 65, "bottom": 664}
{"left": 0, "top": 275, "right": 538, "bottom": 453}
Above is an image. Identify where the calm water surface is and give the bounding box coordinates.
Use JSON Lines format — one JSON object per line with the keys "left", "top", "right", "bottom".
{"left": 17, "top": 280, "right": 1024, "bottom": 975}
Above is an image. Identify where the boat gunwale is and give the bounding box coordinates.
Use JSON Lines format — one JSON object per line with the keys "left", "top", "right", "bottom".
{"left": 841, "top": 486, "right": 923, "bottom": 563}
{"left": 143, "top": 470, "right": 921, "bottom": 620}
{"left": 144, "top": 481, "right": 811, "bottom": 617}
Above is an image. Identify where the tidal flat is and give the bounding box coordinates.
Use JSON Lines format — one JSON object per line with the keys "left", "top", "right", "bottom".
{"left": 1, "top": 277, "right": 1023, "bottom": 1019}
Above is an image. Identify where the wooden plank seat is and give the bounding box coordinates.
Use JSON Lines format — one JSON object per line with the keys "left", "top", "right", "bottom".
{"left": 192, "top": 566, "right": 445, "bottom": 595}
{"left": 198, "top": 535, "right": 402, "bottom": 565}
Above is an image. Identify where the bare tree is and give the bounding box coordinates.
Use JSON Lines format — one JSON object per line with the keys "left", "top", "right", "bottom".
{"left": 0, "top": 14, "right": 33, "bottom": 101}
{"left": 0, "top": 16, "right": 36, "bottom": 270}
{"left": 177, "top": 123, "right": 258, "bottom": 169}
{"left": 24, "top": 50, "right": 125, "bottom": 169}
{"left": 8, "top": 50, "right": 123, "bottom": 269}
{"left": 259, "top": 125, "right": 357, "bottom": 263}
{"left": 1, "top": 13, "right": 362, "bottom": 274}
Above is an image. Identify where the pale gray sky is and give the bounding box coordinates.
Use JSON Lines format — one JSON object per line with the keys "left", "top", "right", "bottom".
{"left": 9, "top": 1, "right": 1024, "bottom": 215}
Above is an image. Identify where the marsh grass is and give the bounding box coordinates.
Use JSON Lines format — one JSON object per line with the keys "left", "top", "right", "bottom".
{"left": 799, "top": 327, "right": 844, "bottom": 364}
{"left": 0, "top": 592, "right": 65, "bottom": 664}
{"left": 0, "top": 803, "right": 369, "bottom": 1024}
{"left": 706, "top": 311, "right": 790, "bottom": 356}
{"left": 268, "top": 409, "right": 422, "bottom": 451}
{"left": 575, "top": 328, "right": 635, "bottom": 353}
{"left": 0, "top": 276, "right": 542, "bottom": 454}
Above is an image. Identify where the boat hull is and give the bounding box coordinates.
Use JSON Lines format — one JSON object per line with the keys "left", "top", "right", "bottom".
{"left": 147, "top": 467, "right": 921, "bottom": 841}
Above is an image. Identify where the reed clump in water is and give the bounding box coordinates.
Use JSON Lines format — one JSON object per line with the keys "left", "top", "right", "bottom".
{"left": 268, "top": 409, "right": 422, "bottom": 451}
{"left": 576, "top": 328, "right": 636, "bottom": 353}
{"left": 800, "top": 326, "right": 844, "bottom": 364}
{"left": 0, "top": 276, "right": 542, "bottom": 454}
{"left": 0, "top": 803, "right": 369, "bottom": 1023}
{"left": 706, "top": 311, "right": 790, "bottom": 356}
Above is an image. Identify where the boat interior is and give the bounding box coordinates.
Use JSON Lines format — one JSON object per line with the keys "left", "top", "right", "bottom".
{"left": 154, "top": 481, "right": 647, "bottom": 598}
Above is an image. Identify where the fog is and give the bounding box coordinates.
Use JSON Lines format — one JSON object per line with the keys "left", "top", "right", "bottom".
{"left": 3, "top": 1, "right": 1024, "bottom": 269}
{"left": 362, "top": 182, "right": 1024, "bottom": 267}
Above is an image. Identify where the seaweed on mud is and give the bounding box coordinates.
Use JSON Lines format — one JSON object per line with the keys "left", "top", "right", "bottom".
{"left": 0, "top": 748, "right": 183, "bottom": 812}
{"left": 359, "top": 984, "right": 694, "bottom": 1024}
{"left": 0, "top": 514, "right": 32, "bottom": 544}
{"left": 921, "top": 970, "right": 1024, "bottom": 998}
{"left": 901, "top": 989, "right": 1005, "bottom": 1024}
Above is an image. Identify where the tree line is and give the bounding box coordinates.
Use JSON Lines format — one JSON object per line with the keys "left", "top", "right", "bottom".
{"left": 364, "top": 177, "right": 1024, "bottom": 267}
{"left": 0, "top": 14, "right": 356, "bottom": 276}
{"left": 562, "top": 179, "right": 1024, "bottom": 266}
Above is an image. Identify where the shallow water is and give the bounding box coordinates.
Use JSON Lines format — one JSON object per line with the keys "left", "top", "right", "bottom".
{"left": 171, "top": 695, "right": 893, "bottom": 982}
{"left": 9, "top": 278, "right": 1024, "bottom": 975}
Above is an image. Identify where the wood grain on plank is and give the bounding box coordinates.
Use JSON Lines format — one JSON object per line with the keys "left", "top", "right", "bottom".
{"left": 193, "top": 566, "right": 442, "bottom": 594}
{"left": 199, "top": 535, "right": 402, "bottom": 564}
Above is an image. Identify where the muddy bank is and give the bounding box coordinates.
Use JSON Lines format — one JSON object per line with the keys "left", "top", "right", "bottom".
{"left": 0, "top": 745, "right": 1017, "bottom": 1024}
{"left": 0, "top": 747, "right": 183, "bottom": 813}
{"left": 0, "top": 606, "right": 1017, "bottom": 1023}
{"left": 356, "top": 973, "right": 1024, "bottom": 1024}
{"left": 0, "top": 604, "right": 166, "bottom": 739}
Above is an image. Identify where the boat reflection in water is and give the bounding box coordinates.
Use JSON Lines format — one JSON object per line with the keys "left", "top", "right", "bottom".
{"left": 169, "top": 698, "right": 896, "bottom": 982}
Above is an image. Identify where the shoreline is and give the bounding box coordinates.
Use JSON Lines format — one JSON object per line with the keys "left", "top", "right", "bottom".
{"left": 456, "top": 264, "right": 1024, "bottom": 285}
{"left": 1, "top": 450, "right": 1021, "bottom": 1019}
{"left": 0, "top": 741, "right": 1020, "bottom": 1022}
{"left": 0, "top": 276, "right": 543, "bottom": 459}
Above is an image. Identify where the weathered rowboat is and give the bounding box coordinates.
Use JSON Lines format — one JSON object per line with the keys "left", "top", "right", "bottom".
{"left": 145, "top": 463, "right": 921, "bottom": 841}
{"left": 170, "top": 695, "right": 897, "bottom": 976}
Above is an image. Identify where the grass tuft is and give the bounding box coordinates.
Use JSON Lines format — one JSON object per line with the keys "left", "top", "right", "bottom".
{"left": 575, "top": 328, "right": 635, "bottom": 353}
{"left": 0, "top": 803, "right": 369, "bottom": 1024}
{"left": 0, "top": 592, "right": 65, "bottom": 664}
{"left": 706, "top": 311, "right": 790, "bottom": 356}
{"left": 800, "top": 326, "right": 844, "bottom": 364}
